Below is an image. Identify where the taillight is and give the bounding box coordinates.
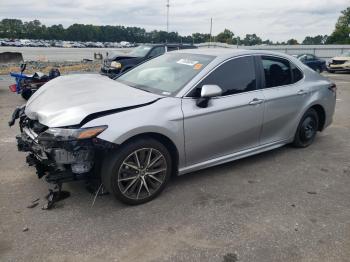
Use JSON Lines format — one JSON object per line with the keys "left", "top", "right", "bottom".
{"left": 9, "top": 84, "right": 17, "bottom": 92}
{"left": 328, "top": 83, "right": 337, "bottom": 93}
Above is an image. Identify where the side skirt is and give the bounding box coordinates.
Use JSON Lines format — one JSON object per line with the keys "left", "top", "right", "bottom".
{"left": 178, "top": 139, "right": 290, "bottom": 175}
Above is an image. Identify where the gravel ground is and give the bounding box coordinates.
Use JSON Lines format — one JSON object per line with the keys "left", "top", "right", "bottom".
{"left": 0, "top": 46, "right": 130, "bottom": 62}
{"left": 0, "top": 72, "right": 349, "bottom": 262}
{"left": 0, "top": 61, "right": 102, "bottom": 75}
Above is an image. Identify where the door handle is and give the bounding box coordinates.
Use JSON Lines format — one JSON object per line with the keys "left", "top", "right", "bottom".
{"left": 248, "top": 98, "right": 264, "bottom": 105}
{"left": 297, "top": 89, "right": 308, "bottom": 96}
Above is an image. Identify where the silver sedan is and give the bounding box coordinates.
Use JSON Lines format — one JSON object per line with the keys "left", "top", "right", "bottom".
{"left": 15, "top": 48, "right": 336, "bottom": 205}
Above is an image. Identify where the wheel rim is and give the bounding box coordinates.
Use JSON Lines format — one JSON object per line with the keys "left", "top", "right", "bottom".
{"left": 300, "top": 116, "right": 317, "bottom": 143}
{"left": 117, "top": 148, "right": 167, "bottom": 200}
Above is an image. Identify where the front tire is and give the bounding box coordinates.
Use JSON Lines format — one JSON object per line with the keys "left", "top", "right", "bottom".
{"left": 293, "top": 108, "right": 319, "bottom": 148}
{"left": 101, "top": 138, "right": 172, "bottom": 205}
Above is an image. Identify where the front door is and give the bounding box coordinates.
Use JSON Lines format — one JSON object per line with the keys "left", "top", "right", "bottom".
{"left": 182, "top": 56, "right": 265, "bottom": 167}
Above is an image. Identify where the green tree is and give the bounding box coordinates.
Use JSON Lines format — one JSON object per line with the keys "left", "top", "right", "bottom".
{"left": 216, "top": 29, "right": 235, "bottom": 44}
{"left": 0, "top": 19, "right": 24, "bottom": 38}
{"left": 302, "top": 35, "right": 328, "bottom": 45}
{"left": 241, "top": 34, "right": 262, "bottom": 46}
{"left": 46, "top": 24, "right": 65, "bottom": 40}
{"left": 287, "top": 38, "right": 299, "bottom": 45}
{"left": 326, "top": 7, "right": 350, "bottom": 44}
{"left": 192, "top": 33, "right": 210, "bottom": 43}
{"left": 23, "top": 20, "right": 45, "bottom": 39}
{"left": 262, "top": 39, "right": 273, "bottom": 45}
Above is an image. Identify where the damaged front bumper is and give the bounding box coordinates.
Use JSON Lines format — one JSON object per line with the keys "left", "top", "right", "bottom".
{"left": 17, "top": 131, "right": 95, "bottom": 183}
{"left": 12, "top": 109, "right": 115, "bottom": 185}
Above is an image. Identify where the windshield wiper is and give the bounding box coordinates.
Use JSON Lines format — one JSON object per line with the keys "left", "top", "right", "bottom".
{"left": 133, "top": 86, "right": 152, "bottom": 93}
{"left": 119, "top": 80, "right": 152, "bottom": 93}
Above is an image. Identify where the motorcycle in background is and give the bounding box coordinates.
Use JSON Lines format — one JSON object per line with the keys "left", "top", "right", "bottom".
{"left": 9, "top": 63, "right": 61, "bottom": 100}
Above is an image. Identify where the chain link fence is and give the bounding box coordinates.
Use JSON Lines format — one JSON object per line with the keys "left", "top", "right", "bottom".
{"left": 197, "top": 42, "right": 350, "bottom": 60}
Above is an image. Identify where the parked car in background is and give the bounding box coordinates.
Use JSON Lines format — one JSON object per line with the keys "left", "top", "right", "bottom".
{"left": 328, "top": 51, "right": 350, "bottom": 73}
{"left": 13, "top": 49, "right": 336, "bottom": 205}
{"left": 296, "top": 54, "right": 326, "bottom": 73}
{"left": 100, "top": 43, "right": 198, "bottom": 78}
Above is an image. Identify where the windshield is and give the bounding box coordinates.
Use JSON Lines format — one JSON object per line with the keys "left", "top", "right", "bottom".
{"left": 116, "top": 53, "right": 215, "bottom": 95}
{"left": 128, "top": 45, "right": 152, "bottom": 57}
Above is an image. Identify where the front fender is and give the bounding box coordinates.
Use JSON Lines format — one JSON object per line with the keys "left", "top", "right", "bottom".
{"left": 82, "top": 97, "right": 186, "bottom": 168}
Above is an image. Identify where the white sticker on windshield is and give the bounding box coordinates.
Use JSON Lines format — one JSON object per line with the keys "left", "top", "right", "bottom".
{"left": 177, "top": 59, "right": 199, "bottom": 66}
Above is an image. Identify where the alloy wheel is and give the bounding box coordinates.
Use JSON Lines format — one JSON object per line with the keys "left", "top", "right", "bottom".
{"left": 117, "top": 148, "right": 167, "bottom": 200}
{"left": 300, "top": 116, "right": 317, "bottom": 143}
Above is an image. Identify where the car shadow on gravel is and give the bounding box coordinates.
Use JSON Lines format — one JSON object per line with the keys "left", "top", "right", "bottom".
{"left": 170, "top": 145, "right": 291, "bottom": 186}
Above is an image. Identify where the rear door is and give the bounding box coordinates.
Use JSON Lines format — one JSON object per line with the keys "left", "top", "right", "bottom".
{"left": 258, "top": 55, "right": 306, "bottom": 145}
{"left": 182, "top": 56, "right": 265, "bottom": 167}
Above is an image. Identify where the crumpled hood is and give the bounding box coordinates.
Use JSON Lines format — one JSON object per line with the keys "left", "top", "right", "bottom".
{"left": 25, "top": 74, "right": 162, "bottom": 127}
{"left": 107, "top": 52, "right": 138, "bottom": 60}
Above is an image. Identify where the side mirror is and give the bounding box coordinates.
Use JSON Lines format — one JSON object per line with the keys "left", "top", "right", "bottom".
{"left": 196, "top": 85, "right": 222, "bottom": 108}
{"left": 20, "top": 63, "right": 26, "bottom": 73}
{"left": 201, "top": 85, "right": 222, "bottom": 97}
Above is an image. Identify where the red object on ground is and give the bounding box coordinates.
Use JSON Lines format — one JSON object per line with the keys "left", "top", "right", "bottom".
{"left": 9, "top": 84, "right": 17, "bottom": 92}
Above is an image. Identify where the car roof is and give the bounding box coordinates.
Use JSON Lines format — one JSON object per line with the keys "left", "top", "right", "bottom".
{"left": 297, "top": 53, "right": 316, "bottom": 56}
{"left": 173, "top": 48, "right": 298, "bottom": 60}
{"left": 142, "top": 43, "right": 195, "bottom": 47}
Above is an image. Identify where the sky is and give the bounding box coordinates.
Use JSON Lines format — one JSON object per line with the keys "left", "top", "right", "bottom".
{"left": 0, "top": 0, "right": 348, "bottom": 42}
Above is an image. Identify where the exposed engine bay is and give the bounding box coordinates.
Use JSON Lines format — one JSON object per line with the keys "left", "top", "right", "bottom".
{"left": 10, "top": 106, "right": 115, "bottom": 208}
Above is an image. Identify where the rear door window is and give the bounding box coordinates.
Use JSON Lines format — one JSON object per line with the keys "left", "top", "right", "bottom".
{"left": 291, "top": 63, "right": 303, "bottom": 83}
{"left": 261, "top": 56, "right": 292, "bottom": 88}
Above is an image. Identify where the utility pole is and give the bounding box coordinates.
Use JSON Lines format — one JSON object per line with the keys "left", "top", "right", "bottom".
{"left": 209, "top": 18, "right": 213, "bottom": 47}
{"left": 166, "top": 0, "right": 170, "bottom": 33}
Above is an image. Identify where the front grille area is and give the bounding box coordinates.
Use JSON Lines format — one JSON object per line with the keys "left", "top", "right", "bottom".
{"left": 20, "top": 117, "right": 48, "bottom": 135}
{"left": 30, "top": 120, "right": 48, "bottom": 134}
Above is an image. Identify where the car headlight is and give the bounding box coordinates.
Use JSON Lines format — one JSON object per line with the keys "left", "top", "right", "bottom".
{"left": 110, "top": 61, "right": 122, "bottom": 69}
{"left": 38, "top": 126, "right": 107, "bottom": 141}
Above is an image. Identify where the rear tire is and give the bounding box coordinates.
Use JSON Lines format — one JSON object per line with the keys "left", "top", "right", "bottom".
{"left": 101, "top": 138, "right": 172, "bottom": 205}
{"left": 293, "top": 108, "right": 319, "bottom": 148}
